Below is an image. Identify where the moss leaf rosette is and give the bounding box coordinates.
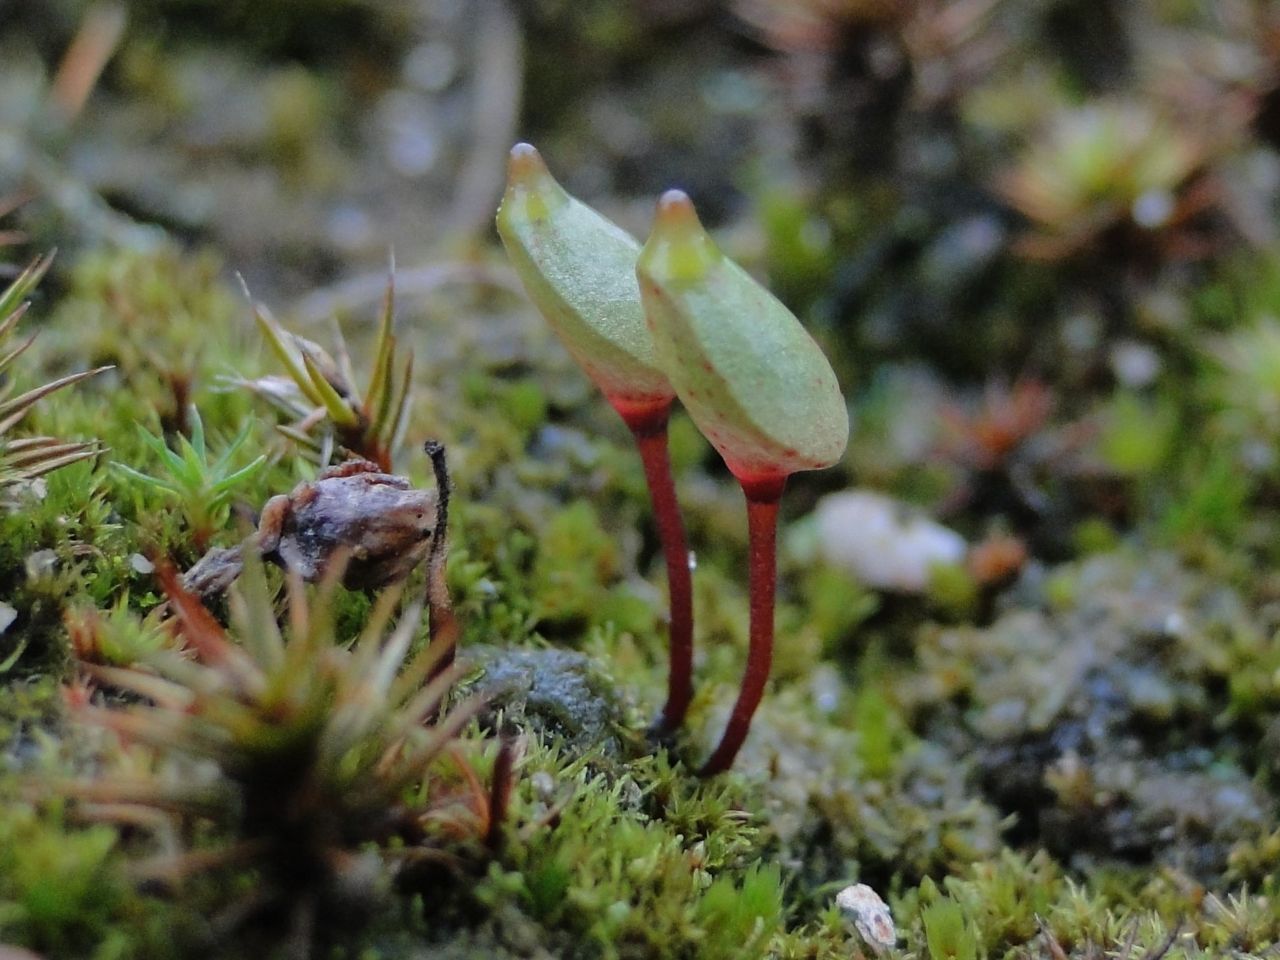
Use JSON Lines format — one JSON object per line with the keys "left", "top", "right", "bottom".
{"left": 496, "top": 143, "right": 673, "bottom": 410}
{"left": 636, "top": 190, "right": 848, "bottom": 483}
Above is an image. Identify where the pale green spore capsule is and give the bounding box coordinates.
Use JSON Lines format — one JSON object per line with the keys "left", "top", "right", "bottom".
{"left": 637, "top": 190, "right": 849, "bottom": 481}
{"left": 496, "top": 143, "right": 674, "bottom": 408}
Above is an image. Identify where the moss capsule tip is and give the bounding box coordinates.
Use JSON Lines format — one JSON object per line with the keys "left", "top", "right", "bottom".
{"left": 641, "top": 189, "right": 717, "bottom": 284}
{"left": 507, "top": 142, "right": 548, "bottom": 184}
{"left": 655, "top": 189, "right": 698, "bottom": 231}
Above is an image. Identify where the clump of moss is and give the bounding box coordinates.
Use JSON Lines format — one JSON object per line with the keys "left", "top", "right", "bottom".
{"left": 898, "top": 550, "right": 1276, "bottom": 880}
{"left": 49, "top": 552, "right": 495, "bottom": 956}
{"left": 46, "top": 245, "right": 240, "bottom": 384}
{"left": 0, "top": 800, "right": 187, "bottom": 959}
{"left": 466, "top": 646, "right": 630, "bottom": 760}
{"left": 474, "top": 751, "right": 784, "bottom": 960}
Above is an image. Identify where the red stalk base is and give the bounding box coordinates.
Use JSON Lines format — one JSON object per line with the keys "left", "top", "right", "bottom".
{"left": 612, "top": 396, "right": 695, "bottom": 736}
{"left": 699, "top": 472, "right": 786, "bottom": 776}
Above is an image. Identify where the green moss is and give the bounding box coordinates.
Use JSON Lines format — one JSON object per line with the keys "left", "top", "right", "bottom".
{"left": 920, "top": 893, "right": 979, "bottom": 960}
{"left": 530, "top": 500, "right": 621, "bottom": 631}
{"left": 466, "top": 646, "right": 630, "bottom": 758}
{"left": 479, "top": 751, "right": 783, "bottom": 959}
{"left": 0, "top": 801, "right": 184, "bottom": 959}
{"left": 925, "top": 562, "right": 980, "bottom": 622}
{"left": 7, "top": 60, "right": 1280, "bottom": 955}
{"left": 1096, "top": 391, "right": 1177, "bottom": 476}
{"left": 44, "top": 245, "right": 241, "bottom": 384}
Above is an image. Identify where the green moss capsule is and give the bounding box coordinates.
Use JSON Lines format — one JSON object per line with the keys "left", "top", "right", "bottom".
{"left": 496, "top": 143, "right": 673, "bottom": 412}
{"left": 636, "top": 190, "right": 848, "bottom": 485}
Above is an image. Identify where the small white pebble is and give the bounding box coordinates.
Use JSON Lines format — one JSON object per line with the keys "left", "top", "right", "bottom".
{"left": 815, "top": 491, "right": 966, "bottom": 593}
{"left": 1108, "top": 340, "right": 1161, "bottom": 389}
{"left": 130, "top": 553, "right": 155, "bottom": 575}
{"left": 25, "top": 549, "right": 58, "bottom": 581}
{"left": 530, "top": 771, "right": 555, "bottom": 802}
{"left": 1132, "top": 188, "right": 1175, "bottom": 229}
{"left": 836, "top": 883, "right": 896, "bottom": 953}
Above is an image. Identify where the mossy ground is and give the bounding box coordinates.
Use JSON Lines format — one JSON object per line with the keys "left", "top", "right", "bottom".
{"left": 1, "top": 235, "right": 1277, "bottom": 959}
{"left": 5, "top": 1, "right": 1280, "bottom": 958}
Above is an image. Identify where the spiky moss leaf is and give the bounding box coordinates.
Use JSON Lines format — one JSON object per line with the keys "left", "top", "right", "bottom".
{"left": 693, "top": 862, "right": 783, "bottom": 960}
{"left": 920, "top": 896, "right": 979, "bottom": 960}
{"left": 889, "top": 849, "right": 1273, "bottom": 960}
{"left": 0, "top": 255, "right": 108, "bottom": 488}
{"left": 636, "top": 191, "right": 848, "bottom": 483}
{"left": 0, "top": 457, "right": 151, "bottom": 678}
{"left": 496, "top": 143, "right": 674, "bottom": 409}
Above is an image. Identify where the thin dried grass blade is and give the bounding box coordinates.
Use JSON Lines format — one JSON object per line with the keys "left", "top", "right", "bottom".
{"left": 285, "top": 569, "right": 309, "bottom": 645}
{"left": 350, "top": 583, "right": 405, "bottom": 667}
{"left": 47, "top": 776, "right": 230, "bottom": 817}
{"left": 229, "top": 549, "right": 285, "bottom": 672}
{"left": 74, "top": 703, "right": 220, "bottom": 757}
{"left": 0, "top": 304, "right": 32, "bottom": 350}
{"left": 6, "top": 439, "right": 94, "bottom": 467}
{"left": 0, "top": 366, "right": 112, "bottom": 432}
{"left": 389, "top": 610, "right": 455, "bottom": 707}
{"left": 18, "top": 444, "right": 101, "bottom": 480}
{"left": 0, "top": 253, "right": 54, "bottom": 319}
{"left": 130, "top": 840, "right": 271, "bottom": 885}
{"left": 366, "top": 599, "right": 423, "bottom": 699}
{"left": 388, "top": 664, "right": 464, "bottom": 745}
{"left": 0, "top": 330, "right": 37, "bottom": 376}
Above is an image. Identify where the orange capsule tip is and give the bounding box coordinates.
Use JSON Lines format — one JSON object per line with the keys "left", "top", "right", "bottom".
{"left": 655, "top": 189, "right": 698, "bottom": 227}
{"left": 507, "top": 142, "right": 548, "bottom": 184}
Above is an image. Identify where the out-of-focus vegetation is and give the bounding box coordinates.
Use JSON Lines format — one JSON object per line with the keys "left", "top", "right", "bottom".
{"left": 3, "top": 0, "right": 1280, "bottom": 957}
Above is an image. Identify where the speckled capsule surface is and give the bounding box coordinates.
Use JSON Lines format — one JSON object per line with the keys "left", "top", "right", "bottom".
{"left": 496, "top": 143, "right": 674, "bottom": 409}
{"left": 635, "top": 190, "right": 848, "bottom": 483}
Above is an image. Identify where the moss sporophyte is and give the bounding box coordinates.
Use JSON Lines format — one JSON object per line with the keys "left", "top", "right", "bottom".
{"left": 497, "top": 143, "right": 695, "bottom": 738}
{"left": 497, "top": 145, "right": 848, "bottom": 773}
{"left": 637, "top": 190, "right": 847, "bottom": 774}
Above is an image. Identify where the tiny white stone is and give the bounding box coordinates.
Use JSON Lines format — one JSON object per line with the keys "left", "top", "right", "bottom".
{"left": 815, "top": 491, "right": 966, "bottom": 593}
{"left": 0, "top": 603, "right": 15, "bottom": 635}
{"left": 1108, "top": 340, "right": 1161, "bottom": 389}
{"left": 25, "top": 549, "right": 58, "bottom": 581}
{"left": 1132, "top": 188, "right": 1175, "bottom": 229}
{"left": 129, "top": 553, "right": 155, "bottom": 575}
{"left": 530, "top": 771, "right": 556, "bottom": 802}
{"left": 836, "top": 883, "right": 896, "bottom": 952}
